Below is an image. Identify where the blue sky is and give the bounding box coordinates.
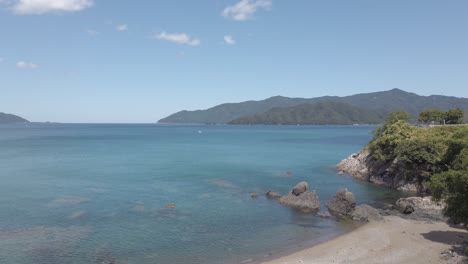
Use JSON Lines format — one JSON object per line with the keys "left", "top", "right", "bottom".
{"left": 1, "top": 0, "right": 467, "bottom": 123}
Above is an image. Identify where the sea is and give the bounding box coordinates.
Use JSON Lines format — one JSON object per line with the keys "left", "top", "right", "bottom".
{"left": 0, "top": 124, "right": 404, "bottom": 264}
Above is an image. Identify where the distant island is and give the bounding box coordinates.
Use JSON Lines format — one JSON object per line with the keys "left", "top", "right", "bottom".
{"left": 0, "top": 112, "right": 28, "bottom": 124}
{"left": 158, "top": 88, "right": 468, "bottom": 125}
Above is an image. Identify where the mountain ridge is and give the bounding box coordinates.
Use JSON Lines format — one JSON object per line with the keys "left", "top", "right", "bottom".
{"left": 0, "top": 112, "right": 29, "bottom": 124}
{"left": 158, "top": 89, "right": 468, "bottom": 124}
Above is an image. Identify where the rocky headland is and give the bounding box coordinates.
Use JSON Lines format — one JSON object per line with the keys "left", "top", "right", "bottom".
{"left": 337, "top": 149, "right": 424, "bottom": 192}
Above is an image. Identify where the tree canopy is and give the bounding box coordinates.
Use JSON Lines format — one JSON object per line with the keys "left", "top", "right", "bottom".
{"left": 369, "top": 111, "right": 468, "bottom": 224}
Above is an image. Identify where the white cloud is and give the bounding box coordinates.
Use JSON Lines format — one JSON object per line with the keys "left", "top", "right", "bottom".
{"left": 224, "top": 35, "right": 236, "bottom": 45}
{"left": 116, "top": 24, "right": 128, "bottom": 31}
{"left": 222, "top": 0, "right": 271, "bottom": 21}
{"left": 13, "top": 0, "right": 93, "bottom": 15}
{"left": 16, "top": 61, "right": 38, "bottom": 69}
{"left": 155, "top": 32, "right": 201, "bottom": 46}
{"left": 86, "top": 29, "right": 99, "bottom": 36}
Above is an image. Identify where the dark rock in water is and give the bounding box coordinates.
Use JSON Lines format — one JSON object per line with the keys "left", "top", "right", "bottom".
{"left": 291, "top": 182, "right": 308, "bottom": 196}
{"left": 318, "top": 211, "right": 331, "bottom": 218}
{"left": 351, "top": 204, "right": 383, "bottom": 222}
{"left": 327, "top": 188, "right": 356, "bottom": 216}
{"left": 265, "top": 190, "right": 281, "bottom": 200}
{"left": 250, "top": 193, "right": 258, "bottom": 198}
{"left": 266, "top": 182, "right": 320, "bottom": 212}
{"left": 279, "top": 191, "right": 320, "bottom": 213}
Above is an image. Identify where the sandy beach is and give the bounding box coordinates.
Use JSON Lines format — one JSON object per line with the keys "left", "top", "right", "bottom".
{"left": 262, "top": 215, "right": 468, "bottom": 264}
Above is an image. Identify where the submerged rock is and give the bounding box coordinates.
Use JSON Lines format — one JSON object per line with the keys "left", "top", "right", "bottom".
{"left": 351, "top": 204, "right": 383, "bottom": 222}
{"left": 327, "top": 188, "right": 356, "bottom": 216}
{"left": 250, "top": 193, "right": 258, "bottom": 198}
{"left": 265, "top": 190, "right": 281, "bottom": 200}
{"left": 317, "top": 211, "right": 331, "bottom": 218}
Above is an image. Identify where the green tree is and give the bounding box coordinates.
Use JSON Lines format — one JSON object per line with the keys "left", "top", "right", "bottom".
{"left": 418, "top": 109, "right": 445, "bottom": 124}
{"left": 445, "top": 108, "right": 464, "bottom": 124}
{"left": 430, "top": 170, "right": 468, "bottom": 224}
{"left": 429, "top": 133, "right": 468, "bottom": 224}
{"left": 385, "top": 111, "right": 411, "bottom": 124}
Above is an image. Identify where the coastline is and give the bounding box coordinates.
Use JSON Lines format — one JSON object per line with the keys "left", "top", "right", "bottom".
{"left": 261, "top": 215, "right": 468, "bottom": 264}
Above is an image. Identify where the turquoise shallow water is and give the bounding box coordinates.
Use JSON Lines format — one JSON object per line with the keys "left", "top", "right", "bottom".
{"left": 0, "top": 124, "right": 403, "bottom": 264}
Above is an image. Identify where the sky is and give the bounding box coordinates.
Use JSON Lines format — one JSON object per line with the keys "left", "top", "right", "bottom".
{"left": 1, "top": 0, "right": 467, "bottom": 123}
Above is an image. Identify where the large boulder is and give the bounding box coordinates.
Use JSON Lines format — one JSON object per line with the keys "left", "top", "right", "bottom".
{"left": 396, "top": 196, "right": 444, "bottom": 214}
{"left": 266, "top": 182, "right": 320, "bottom": 213}
{"left": 279, "top": 191, "right": 320, "bottom": 213}
{"left": 291, "top": 182, "right": 308, "bottom": 196}
{"left": 327, "top": 188, "right": 356, "bottom": 216}
{"left": 351, "top": 204, "right": 383, "bottom": 222}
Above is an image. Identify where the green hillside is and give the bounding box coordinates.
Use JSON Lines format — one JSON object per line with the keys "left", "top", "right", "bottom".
{"left": 158, "top": 89, "right": 468, "bottom": 124}
{"left": 229, "top": 102, "right": 387, "bottom": 125}
{"left": 0, "top": 112, "right": 28, "bottom": 124}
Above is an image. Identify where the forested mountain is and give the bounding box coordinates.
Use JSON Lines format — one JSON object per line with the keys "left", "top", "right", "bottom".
{"left": 0, "top": 112, "right": 28, "bottom": 124}
{"left": 158, "top": 89, "right": 468, "bottom": 124}
{"left": 229, "top": 102, "right": 387, "bottom": 125}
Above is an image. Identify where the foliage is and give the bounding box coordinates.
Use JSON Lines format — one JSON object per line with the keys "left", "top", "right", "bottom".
{"left": 385, "top": 111, "right": 411, "bottom": 123}
{"left": 369, "top": 120, "right": 415, "bottom": 161}
{"left": 369, "top": 111, "right": 468, "bottom": 223}
{"left": 418, "top": 109, "right": 445, "bottom": 124}
{"left": 445, "top": 108, "right": 464, "bottom": 124}
{"left": 429, "top": 170, "right": 468, "bottom": 224}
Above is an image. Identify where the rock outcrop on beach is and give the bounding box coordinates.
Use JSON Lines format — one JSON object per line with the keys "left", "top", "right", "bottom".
{"left": 336, "top": 150, "right": 423, "bottom": 192}
{"left": 395, "top": 196, "right": 446, "bottom": 221}
{"left": 379, "top": 196, "right": 447, "bottom": 222}
{"left": 326, "top": 189, "right": 383, "bottom": 222}
{"left": 327, "top": 188, "right": 356, "bottom": 216}
{"left": 266, "top": 182, "right": 320, "bottom": 213}
{"left": 352, "top": 204, "right": 384, "bottom": 222}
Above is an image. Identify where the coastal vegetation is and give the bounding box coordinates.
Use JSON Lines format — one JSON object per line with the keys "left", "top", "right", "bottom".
{"left": 368, "top": 110, "right": 468, "bottom": 223}
{"left": 418, "top": 108, "right": 464, "bottom": 124}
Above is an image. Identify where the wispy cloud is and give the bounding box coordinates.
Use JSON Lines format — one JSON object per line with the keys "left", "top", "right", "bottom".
{"left": 224, "top": 35, "right": 236, "bottom": 45}
{"left": 16, "top": 61, "right": 38, "bottom": 69}
{"left": 85, "top": 29, "right": 99, "bottom": 36}
{"left": 222, "top": 0, "right": 271, "bottom": 21}
{"left": 116, "top": 24, "right": 128, "bottom": 31}
{"left": 12, "top": 0, "right": 93, "bottom": 15}
{"left": 154, "top": 32, "right": 201, "bottom": 46}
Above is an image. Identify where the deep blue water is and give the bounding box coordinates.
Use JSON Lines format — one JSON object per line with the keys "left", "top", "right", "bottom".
{"left": 0, "top": 124, "right": 402, "bottom": 264}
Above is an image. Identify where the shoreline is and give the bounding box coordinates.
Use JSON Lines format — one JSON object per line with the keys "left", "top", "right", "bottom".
{"left": 260, "top": 215, "right": 468, "bottom": 264}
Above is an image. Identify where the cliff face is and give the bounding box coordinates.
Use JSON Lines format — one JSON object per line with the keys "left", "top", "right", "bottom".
{"left": 337, "top": 150, "right": 425, "bottom": 192}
